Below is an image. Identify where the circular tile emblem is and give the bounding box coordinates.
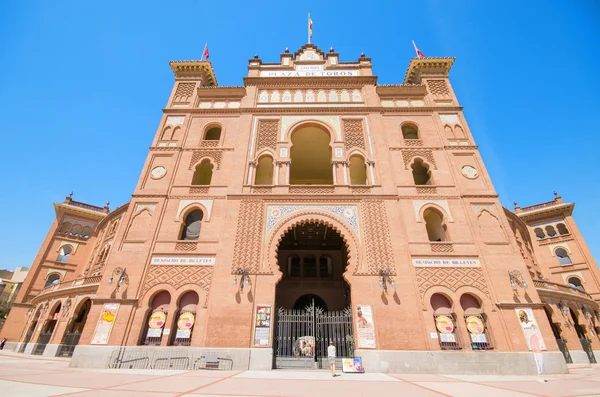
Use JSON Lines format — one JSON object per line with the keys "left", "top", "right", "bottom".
{"left": 343, "top": 208, "right": 354, "bottom": 219}
{"left": 270, "top": 208, "right": 281, "bottom": 218}
{"left": 151, "top": 166, "right": 167, "bottom": 179}
{"left": 461, "top": 165, "right": 478, "bottom": 179}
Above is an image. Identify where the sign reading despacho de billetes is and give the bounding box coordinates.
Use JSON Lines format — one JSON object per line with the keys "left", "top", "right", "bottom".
{"left": 412, "top": 258, "right": 481, "bottom": 267}
{"left": 150, "top": 256, "right": 215, "bottom": 265}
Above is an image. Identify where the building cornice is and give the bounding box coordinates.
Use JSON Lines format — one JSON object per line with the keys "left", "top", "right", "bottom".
{"left": 403, "top": 57, "right": 456, "bottom": 84}
{"left": 376, "top": 84, "right": 427, "bottom": 97}
{"left": 243, "top": 76, "right": 377, "bottom": 87}
{"left": 169, "top": 60, "right": 217, "bottom": 86}
{"left": 197, "top": 86, "right": 246, "bottom": 99}
{"left": 53, "top": 203, "right": 107, "bottom": 220}
{"left": 162, "top": 106, "right": 465, "bottom": 115}
{"left": 516, "top": 203, "right": 575, "bottom": 219}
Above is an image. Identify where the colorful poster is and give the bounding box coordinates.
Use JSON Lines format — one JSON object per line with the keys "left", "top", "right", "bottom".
{"left": 435, "top": 315, "right": 454, "bottom": 334}
{"left": 148, "top": 311, "right": 166, "bottom": 328}
{"left": 516, "top": 308, "right": 547, "bottom": 351}
{"left": 356, "top": 305, "right": 376, "bottom": 348}
{"left": 91, "top": 303, "right": 120, "bottom": 345}
{"left": 253, "top": 305, "right": 272, "bottom": 347}
{"left": 177, "top": 312, "right": 195, "bottom": 330}
{"left": 342, "top": 357, "right": 365, "bottom": 373}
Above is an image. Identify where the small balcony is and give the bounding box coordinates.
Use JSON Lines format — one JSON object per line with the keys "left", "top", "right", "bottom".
{"left": 533, "top": 279, "right": 596, "bottom": 304}
{"left": 32, "top": 275, "right": 102, "bottom": 303}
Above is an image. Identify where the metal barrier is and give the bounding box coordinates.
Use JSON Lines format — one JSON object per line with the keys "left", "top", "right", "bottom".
{"left": 108, "top": 348, "right": 233, "bottom": 370}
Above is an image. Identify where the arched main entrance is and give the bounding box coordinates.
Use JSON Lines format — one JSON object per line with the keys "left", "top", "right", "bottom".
{"left": 274, "top": 221, "right": 353, "bottom": 369}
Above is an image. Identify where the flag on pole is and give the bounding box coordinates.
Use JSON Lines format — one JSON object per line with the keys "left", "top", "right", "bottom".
{"left": 202, "top": 43, "right": 210, "bottom": 61}
{"left": 308, "top": 14, "right": 313, "bottom": 43}
{"left": 412, "top": 40, "right": 425, "bottom": 59}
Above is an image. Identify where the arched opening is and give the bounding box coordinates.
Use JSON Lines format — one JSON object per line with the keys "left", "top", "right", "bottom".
{"left": 180, "top": 210, "right": 203, "bottom": 241}
{"left": 59, "top": 299, "right": 92, "bottom": 357}
{"left": 424, "top": 208, "right": 447, "bottom": 242}
{"left": 534, "top": 228, "right": 545, "bottom": 240}
{"left": 544, "top": 306, "right": 572, "bottom": 363}
{"left": 44, "top": 274, "right": 61, "bottom": 288}
{"left": 71, "top": 225, "right": 82, "bottom": 237}
{"left": 402, "top": 123, "right": 419, "bottom": 139}
{"left": 21, "top": 308, "right": 42, "bottom": 353}
{"left": 431, "top": 293, "right": 460, "bottom": 350}
{"left": 274, "top": 220, "right": 353, "bottom": 368}
{"left": 171, "top": 291, "right": 199, "bottom": 346}
{"left": 411, "top": 159, "right": 432, "bottom": 185}
{"left": 59, "top": 222, "right": 72, "bottom": 234}
{"left": 545, "top": 225, "right": 557, "bottom": 237}
{"left": 56, "top": 246, "right": 72, "bottom": 263}
{"left": 557, "top": 223, "right": 569, "bottom": 235}
{"left": 141, "top": 291, "right": 171, "bottom": 346}
{"left": 192, "top": 160, "right": 213, "bottom": 185}
{"left": 349, "top": 155, "right": 367, "bottom": 185}
{"left": 204, "top": 127, "right": 221, "bottom": 141}
{"left": 568, "top": 277, "right": 584, "bottom": 291}
{"left": 289, "top": 125, "right": 333, "bottom": 184}
{"left": 460, "top": 293, "right": 493, "bottom": 350}
{"left": 555, "top": 248, "right": 572, "bottom": 265}
{"left": 293, "top": 294, "right": 328, "bottom": 311}
{"left": 255, "top": 156, "right": 274, "bottom": 185}
{"left": 33, "top": 303, "right": 62, "bottom": 355}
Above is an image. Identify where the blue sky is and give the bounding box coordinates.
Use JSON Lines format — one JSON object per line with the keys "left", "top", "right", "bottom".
{"left": 0, "top": 1, "right": 599, "bottom": 270}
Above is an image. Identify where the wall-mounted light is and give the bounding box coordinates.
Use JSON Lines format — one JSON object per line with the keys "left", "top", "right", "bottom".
{"left": 378, "top": 270, "right": 395, "bottom": 293}
{"left": 508, "top": 270, "right": 528, "bottom": 293}
{"left": 108, "top": 267, "right": 128, "bottom": 290}
{"left": 232, "top": 268, "right": 251, "bottom": 292}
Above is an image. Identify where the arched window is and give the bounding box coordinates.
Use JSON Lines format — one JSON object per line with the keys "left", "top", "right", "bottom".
{"left": 349, "top": 155, "right": 367, "bottom": 185}
{"left": 319, "top": 255, "right": 332, "bottom": 277}
{"left": 142, "top": 291, "right": 171, "bottom": 346}
{"left": 424, "top": 208, "right": 447, "bottom": 242}
{"left": 545, "top": 225, "right": 557, "bottom": 237}
{"left": 255, "top": 156, "right": 274, "bottom": 185}
{"left": 180, "top": 210, "right": 203, "bottom": 241}
{"left": 288, "top": 255, "right": 301, "bottom": 277}
{"left": 555, "top": 248, "right": 572, "bottom": 265}
{"left": 56, "top": 246, "right": 73, "bottom": 263}
{"left": 82, "top": 227, "right": 92, "bottom": 239}
{"left": 568, "top": 277, "right": 584, "bottom": 291}
{"left": 303, "top": 255, "right": 317, "bottom": 277}
{"left": 171, "top": 291, "right": 199, "bottom": 346}
{"left": 402, "top": 123, "right": 419, "bottom": 140}
{"left": 59, "top": 222, "right": 72, "bottom": 234}
{"left": 534, "top": 228, "right": 545, "bottom": 240}
{"left": 412, "top": 159, "right": 432, "bottom": 185}
{"left": 70, "top": 225, "right": 82, "bottom": 237}
{"left": 557, "top": 223, "right": 569, "bottom": 235}
{"left": 460, "top": 293, "right": 493, "bottom": 351}
{"left": 204, "top": 127, "right": 221, "bottom": 141}
{"left": 431, "top": 293, "right": 460, "bottom": 350}
{"left": 290, "top": 125, "right": 333, "bottom": 185}
{"left": 44, "top": 274, "right": 60, "bottom": 288}
{"left": 192, "top": 160, "right": 213, "bottom": 185}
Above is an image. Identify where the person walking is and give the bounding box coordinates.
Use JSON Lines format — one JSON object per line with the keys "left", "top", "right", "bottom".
{"left": 328, "top": 340, "right": 337, "bottom": 377}
{"left": 0, "top": 338, "right": 7, "bottom": 350}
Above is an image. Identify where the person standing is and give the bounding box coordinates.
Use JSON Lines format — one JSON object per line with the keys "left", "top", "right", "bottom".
{"left": 328, "top": 340, "right": 337, "bottom": 377}
{"left": 0, "top": 338, "right": 7, "bottom": 350}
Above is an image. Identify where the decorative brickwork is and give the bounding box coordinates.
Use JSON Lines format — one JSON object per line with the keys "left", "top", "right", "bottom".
{"left": 200, "top": 140, "right": 219, "bottom": 148}
{"left": 431, "top": 242, "right": 454, "bottom": 253}
{"left": 141, "top": 265, "right": 213, "bottom": 303}
{"left": 189, "top": 150, "right": 223, "bottom": 169}
{"left": 256, "top": 120, "right": 279, "bottom": 152}
{"left": 175, "top": 242, "right": 198, "bottom": 251}
{"left": 252, "top": 187, "right": 273, "bottom": 194}
{"left": 415, "top": 267, "right": 491, "bottom": 303}
{"left": 173, "top": 82, "right": 196, "bottom": 103}
{"left": 404, "top": 139, "right": 423, "bottom": 147}
{"left": 402, "top": 149, "right": 437, "bottom": 169}
{"left": 351, "top": 187, "right": 371, "bottom": 194}
{"left": 427, "top": 80, "right": 450, "bottom": 97}
{"left": 232, "top": 200, "right": 265, "bottom": 274}
{"left": 189, "top": 187, "right": 209, "bottom": 194}
{"left": 417, "top": 186, "right": 438, "bottom": 195}
{"left": 360, "top": 200, "right": 394, "bottom": 275}
{"left": 289, "top": 186, "right": 335, "bottom": 194}
{"left": 343, "top": 119, "right": 366, "bottom": 151}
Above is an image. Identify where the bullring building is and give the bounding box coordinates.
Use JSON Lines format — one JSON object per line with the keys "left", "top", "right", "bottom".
{"left": 2, "top": 44, "right": 600, "bottom": 374}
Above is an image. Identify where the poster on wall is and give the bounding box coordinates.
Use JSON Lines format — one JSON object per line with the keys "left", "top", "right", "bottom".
{"left": 465, "top": 315, "right": 487, "bottom": 343}
{"left": 515, "top": 308, "right": 547, "bottom": 351}
{"left": 175, "top": 312, "right": 195, "bottom": 339}
{"left": 356, "top": 305, "right": 376, "bottom": 348}
{"left": 342, "top": 357, "right": 365, "bottom": 373}
{"left": 91, "top": 303, "right": 120, "bottom": 345}
{"left": 435, "top": 315, "right": 456, "bottom": 342}
{"left": 147, "top": 311, "right": 166, "bottom": 338}
{"left": 254, "top": 305, "right": 272, "bottom": 347}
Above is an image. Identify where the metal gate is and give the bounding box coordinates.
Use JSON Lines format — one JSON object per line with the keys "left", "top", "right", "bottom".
{"left": 57, "top": 331, "right": 82, "bottom": 357}
{"left": 32, "top": 332, "right": 52, "bottom": 355}
{"left": 556, "top": 338, "right": 573, "bottom": 363}
{"left": 274, "top": 304, "right": 354, "bottom": 369}
{"left": 579, "top": 338, "right": 597, "bottom": 364}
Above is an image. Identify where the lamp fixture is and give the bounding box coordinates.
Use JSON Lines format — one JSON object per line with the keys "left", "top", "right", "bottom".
{"left": 378, "top": 270, "right": 395, "bottom": 293}
{"left": 108, "top": 267, "right": 128, "bottom": 290}
{"left": 508, "top": 270, "right": 528, "bottom": 293}
{"left": 232, "top": 268, "right": 251, "bottom": 292}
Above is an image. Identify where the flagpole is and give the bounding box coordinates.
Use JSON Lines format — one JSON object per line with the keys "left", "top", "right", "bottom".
{"left": 308, "top": 13, "right": 310, "bottom": 44}
{"left": 412, "top": 40, "right": 418, "bottom": 58}
{"left": 201, "top": 42, "right": 207, "bottom": 61}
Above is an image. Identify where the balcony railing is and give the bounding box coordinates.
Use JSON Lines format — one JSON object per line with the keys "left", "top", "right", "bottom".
{"left": 533, "top": 279, "right": 593, "bottom": 300}
{"left": 39, "top": 275, "right": 102, "bottom": 295}
{"left": 520, "top": 200, "right": 559, "bottom": 212}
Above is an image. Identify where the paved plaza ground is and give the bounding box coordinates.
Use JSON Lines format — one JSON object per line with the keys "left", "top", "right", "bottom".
{"left": 2, "top": 351, "right": 600, "bottom": 397}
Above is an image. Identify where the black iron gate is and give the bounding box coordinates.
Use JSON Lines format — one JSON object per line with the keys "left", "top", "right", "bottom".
{"left": 32, "top": 332, "right": 52, "bottom": 355}
{"left": 579, "top": 338, "right": 597, "bottom": 364}
{"left": 274, "top": 304, "right": 354, "bottom": 369}
{"left": 556, "top": 338, "right": 573, "bottom": 363}
{"left": 57, "top": 331, "right": 82, "bottom": 357}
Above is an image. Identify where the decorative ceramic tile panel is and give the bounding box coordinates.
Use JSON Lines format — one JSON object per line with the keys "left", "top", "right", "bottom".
{"left": 266, "top": 205, "right": 359, "bottom": 237}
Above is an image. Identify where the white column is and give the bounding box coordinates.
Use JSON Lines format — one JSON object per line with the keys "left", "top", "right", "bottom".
{"left": 247, "top": 161, "right": 257, "bottom": 185}
{"left": 332, "top": 162, "right": 338, "bottom": 185}
{"left": 342, "top": 161, "right": 349, "bottom": 185}
{"left": 367, "top": 160, "right": 376, "bottom": 185}
{"left": 274, "top": 161, "right": 280, "bottom": 185}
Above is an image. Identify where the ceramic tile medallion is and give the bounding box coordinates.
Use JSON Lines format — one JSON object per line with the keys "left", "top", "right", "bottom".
{"left": 266, "top": 205, "right": 360, "bottom": 238}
